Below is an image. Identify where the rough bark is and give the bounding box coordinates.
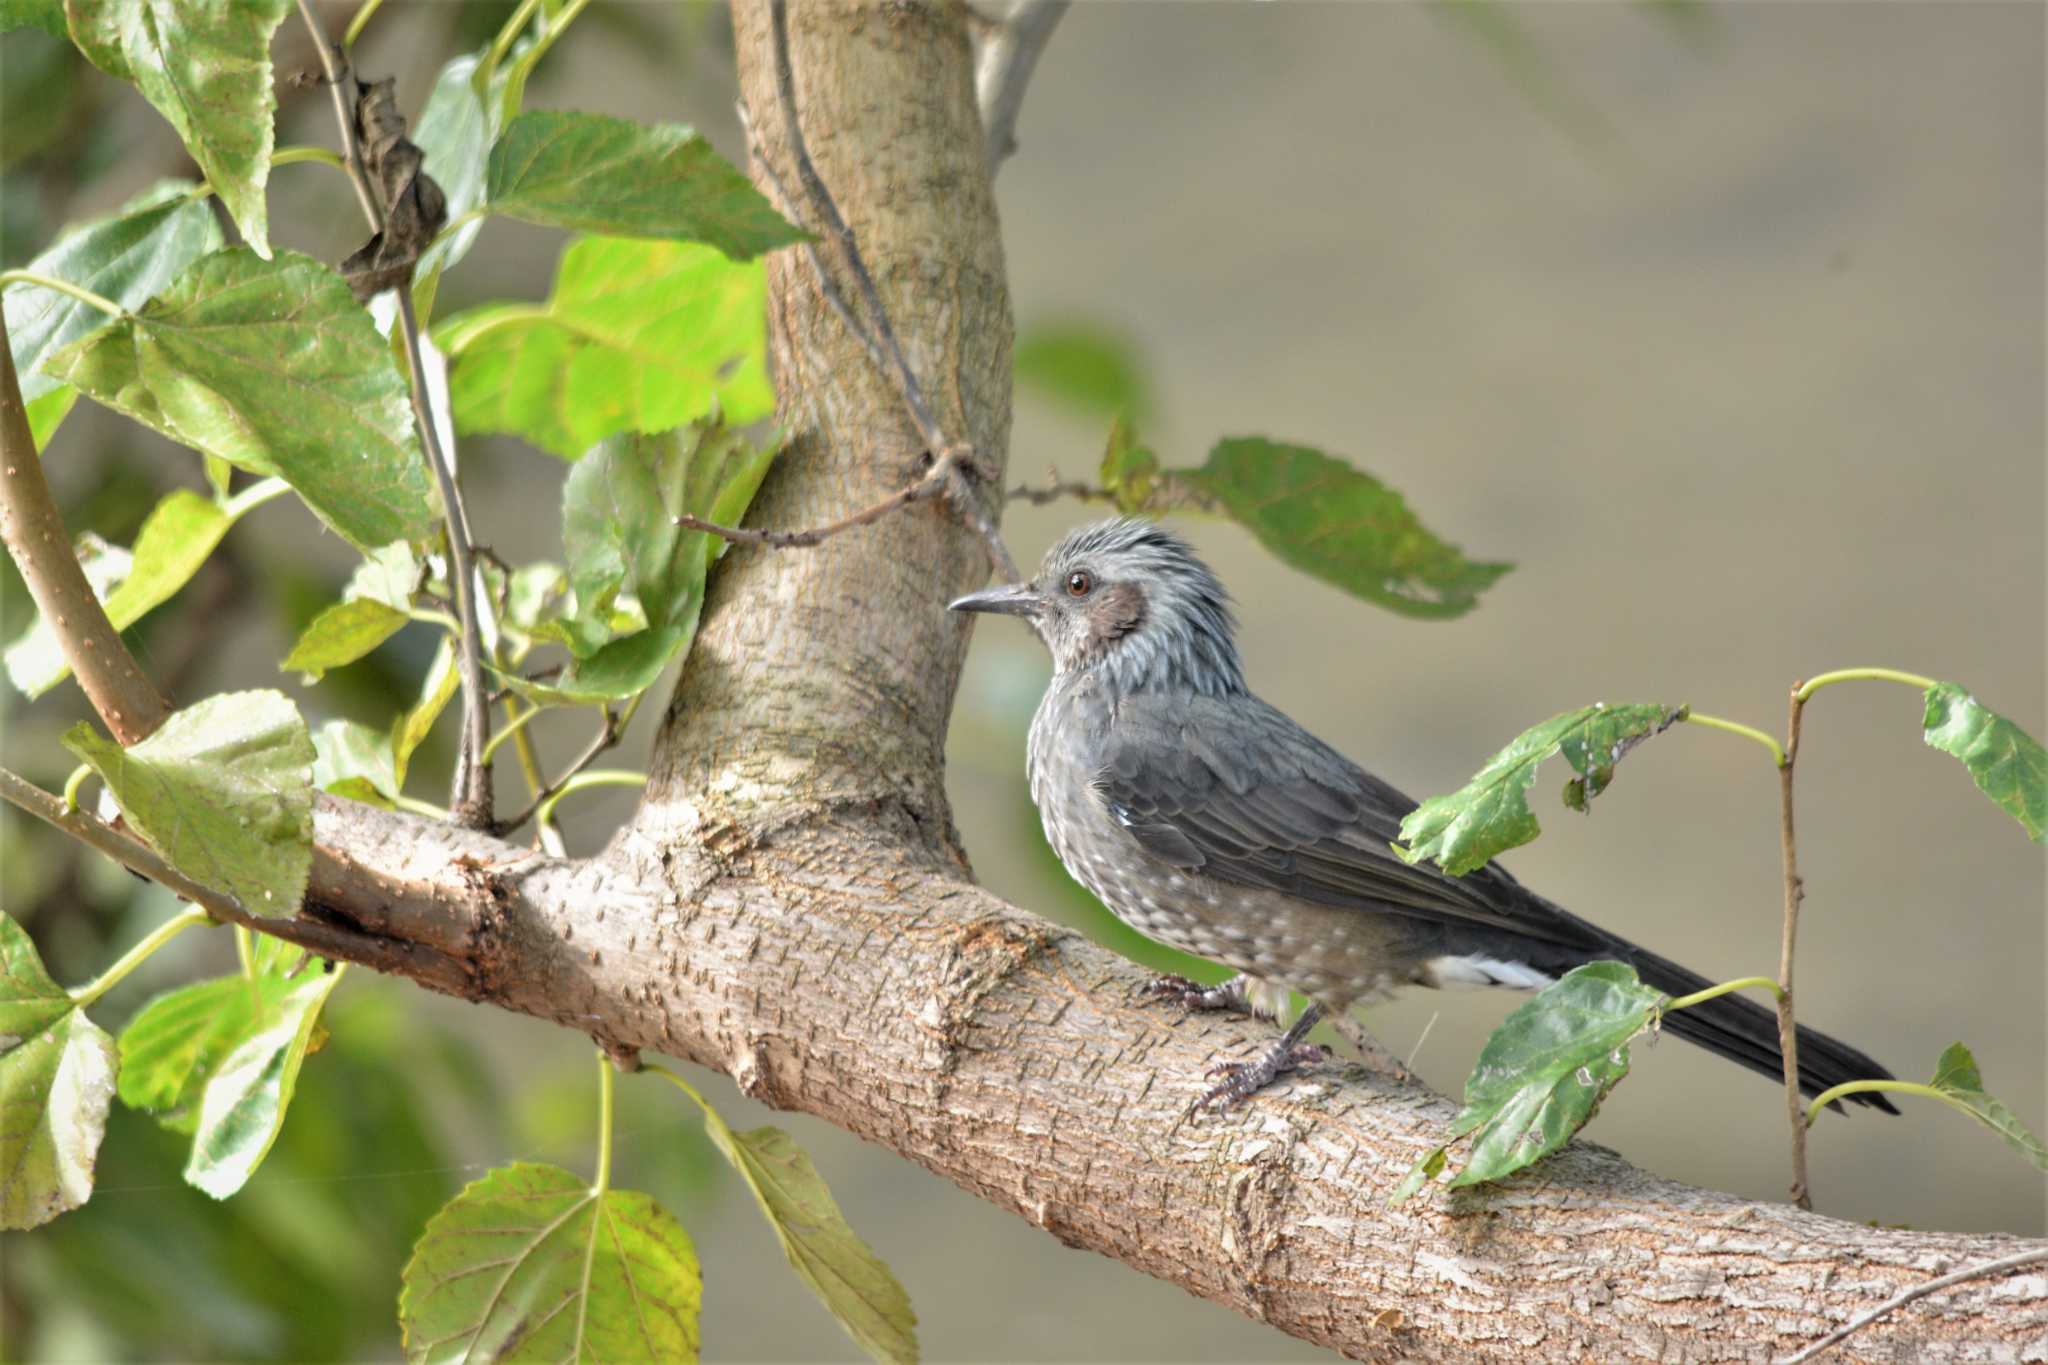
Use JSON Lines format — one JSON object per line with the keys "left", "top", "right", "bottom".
{"left": 61, "top": 1, "right": 2048, "bottom": 1359}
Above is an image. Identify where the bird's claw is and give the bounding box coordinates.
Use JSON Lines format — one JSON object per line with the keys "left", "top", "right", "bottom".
{"left": 1191, "top": 1040, "right": 1329, "bottom": 1115}
{"left": 1141, "top": 972, "right": 1251, "bottom": 1015}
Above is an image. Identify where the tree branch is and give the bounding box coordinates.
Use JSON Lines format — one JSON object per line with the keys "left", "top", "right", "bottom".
{"left": 0, "top": 310, "right": 170, "bottom": 744}
{"left": 90, "top": 782, "right": 2047, "bottom": 1361}
{"left": 974, "top": 0, "right": 1070, "bottom": 174}
{"left": 296, "top": 0, "right": 493, "bottom": 827}
{"left": 1779, "top": 682, "right": 1812, "bottom": 1208}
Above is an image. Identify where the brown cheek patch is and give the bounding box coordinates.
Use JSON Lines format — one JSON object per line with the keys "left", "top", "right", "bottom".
{"left": 1090, "top": 583, "right": 1146, "bottom": 640}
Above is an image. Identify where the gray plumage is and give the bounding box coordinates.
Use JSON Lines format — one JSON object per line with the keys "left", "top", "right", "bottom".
{"left": 953, "top": 518, "right": 1896, "bottom": 1111}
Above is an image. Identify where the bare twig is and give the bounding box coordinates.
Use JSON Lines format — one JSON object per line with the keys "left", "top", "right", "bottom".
{"left": 0, "top": 766, "right": 469, "bottom": 989}
{"left": 497, "top": 693, "right": 644, "bottom": 838}
{"left": 1775, "top": 1246, "right": 2048, "bottom": 1364}
{"left": 734, "top": 99, "right": 888, "bottom": 379}
{"left": 296, "top": 0, "right": 493, "bottom": 827}
{"left": 677, "top": 445, "right": 970, "bottom": 549}
{"left": 1008, "top": 471, "right": 1111, "bottom": 505}
{"left": 0, "top": 311, "right": 169, "bottom": 744}
{"left": 975, "top": 0, "right": 1071, "bottom": 175}
{"left": 764, "top": 0, "right": 1018, "bottom": 581}
{"left": 1778, "top": 684, "right": 1811, "bottom": 1209}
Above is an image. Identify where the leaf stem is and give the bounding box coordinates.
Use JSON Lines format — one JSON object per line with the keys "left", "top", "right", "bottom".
{"left": 341, "top": 0, "right": 385, "bottom": 50}
{"left": 1680, "top": 711, "right": 1787, "bottom": 768}
{"left": 641, "top": 1061, "right": 709, "bottom": 1113}
{"left": 1665, "top": 975, "right": 1785, "bottom": 1012}
{"left": 0, "top": 270, "right": 125, "bottom": 320}
{"left": 1803, "top": 1080, "right": 1977, "bottom": 1129}
{"left": 220, "top": 476, "right": 293, "bottom": 521}
{"left": 482, "top": 700, "right": 544, "bottom": 765}
{"left": 61, "top": 763, "right": 93, "bottom": 812}
{"left": 1777, "top": 684, "right": 1811, "bottom": 1209}
{"left": 235, "top": 924, "right": 256, "bottom": 978}
{"left": 477, "top": 0, "right": 545, "bottom": 95}
{"left": 535, "top": 769, "right": 645, "bottom": 853}
{"left": 69, "top": 905, "right": 211, "bottom": 1007}
{"left": 593, "top": 1048, "right": 615, "bottom": 1194}
{"left": 1795, "top": 667, "right": 1938, "bottom": 702}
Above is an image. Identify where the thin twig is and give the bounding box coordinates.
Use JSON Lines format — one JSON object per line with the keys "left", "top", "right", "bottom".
{"left": 975, "top": 0, "right": 1071, "bottom": 175}
{"left": 734, "top": 99, "right": 888, "bottom": 379}
{"left": 676, "top": 445, "right": 969, "bottom": 549}
{"left": 1008, "top": 472, "right": 1111, "bottom": 505}
{"left": 764, "top": 0, "right": 1019, "bottom": 582}
{"left": 1777, "top": 684, "right": 1811, "bottom": 1209}
{"left": 0, "top": 766, "right": 464, "bottom": 985}
{"left": 297, "top": 0, "right": 493, "bottom": 827}
{"left": 1775, "top": 1247, "right": 2048, "bottom": 1364}
{"left": 496, "top": 693, "right": 644, "bottom": 838}
{"left": 769, "top": 0, "right": 944, "bottom": 456}
{"left": 0, "top": 311, "right": 169, "bottom": 744}
{"left": 296, "top": 0, "right": 381, "bottom": 231}
{"left": 397, "top": 287, "right": 493, "bottom": 826}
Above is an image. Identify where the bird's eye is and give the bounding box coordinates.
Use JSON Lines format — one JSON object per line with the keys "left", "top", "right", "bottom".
{"left": 1065, "top": 570, "right": 1093, "bottom": 597}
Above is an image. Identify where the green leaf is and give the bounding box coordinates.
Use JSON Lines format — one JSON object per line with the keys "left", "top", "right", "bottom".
{"left": 346, "top": 540, "right": 423, "bottom": 611}
{"left": 486, "top": 109, "right": 804, "bottom": 257}
{"left": 6, "top": 488, "right": 243, "bottom": 698}
{"left": 44, "top": 247, "right": 441, "bottom": 549}
{"left": 392, "top": 636, "right": 458, "bottom": 790}
{"left": 1, "top": 0, "right": 66, "bottom": 37}
{"left": 311, "top": 718, "right": 399, "bottom": 808}
{"left": 1098, "top": 414, "right": 1158, "bottom": 513}
{"left": 1398, "top": 703, "right": 1685, "bottom": 876}
{"left": 1928, "top": 1042, "right": 2048, "bottom": 1171}
{"left": 25, "top": 385, "right": 75, "bottom": 449}
{"left": 1393, "top": 962, "right": 1664, "bottom": 1202}
{"left": 61, "top": 690, "right": 315, "bottom": 915}
{"left": 399, "top": 1161, "right": 702, "bottom": 1363}
{"left": 699, "top": 1115, "right": 916, "bottom": 1363}
{"left": 0, "top": 914, "right": 117, "bottom": 1229}
{"left": 116, "top": 968, "right": 303, "bottom": 1132}
{"left": 410, "top": 49, "right": 500, "bottom": 303}
{"left": 3, "top": 179, "right": 223, "bottom": 410}
{"left": 1921, "top": 682, "right": 2046, "bottom": 844}
{"left": 1182, "top": 437, "right": 1513, "bottom": 620}
{"left": 536, "top": 422, "right": 776, "bottom": 700}
{"left": 66, "top": 0, "right": 288, "bottom": 256}
{"left": 184, "top": 961, "right": 342, "bottom": 1198}
{"left": 435, "top": 236, "right": 772, "bottom": 460}
{"left": 281, "top": 598, "right": 410, "bottom": 681}
{"left": 1015, "top": 321, "right": 1150, "bottom": 422}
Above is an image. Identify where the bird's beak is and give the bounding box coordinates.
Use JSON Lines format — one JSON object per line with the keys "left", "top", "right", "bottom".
{"left": 949, "top": 582, "right": 1045, "bottom": 618}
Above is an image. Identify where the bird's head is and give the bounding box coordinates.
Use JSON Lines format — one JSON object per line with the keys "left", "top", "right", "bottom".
{"left": 950, "top": 518, "right": 1246, "bottom": 695}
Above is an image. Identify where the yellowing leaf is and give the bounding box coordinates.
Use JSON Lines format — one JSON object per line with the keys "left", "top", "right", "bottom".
{"left": 436, "top": 237, "right": 772, "bottom": 459}
{"left": 0, "top": 914, "right": 117, "bottom": 1229}
{"left": 66, "top": 0, "right": 288, "bottom": 255}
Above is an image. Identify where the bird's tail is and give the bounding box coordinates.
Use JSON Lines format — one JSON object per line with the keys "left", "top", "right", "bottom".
{"left": 1598, "top": 938, "right": 1899, "bottom": 1114}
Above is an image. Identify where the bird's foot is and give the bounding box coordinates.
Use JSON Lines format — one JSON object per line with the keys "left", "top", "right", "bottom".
{"left": 1191, "top": 1038, "right": 1330, "bottom": 1115}
{"left": 1142, "top": 972, "right": 1252, "bottom": 1015}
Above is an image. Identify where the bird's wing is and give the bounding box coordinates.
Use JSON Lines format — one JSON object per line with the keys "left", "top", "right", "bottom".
{"left": 1092, "top": 692, "right": 1605, "bottom": 949}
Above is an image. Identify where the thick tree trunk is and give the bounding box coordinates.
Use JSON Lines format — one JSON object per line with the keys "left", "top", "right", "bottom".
{"left": 247, "top": 1, "right": 2048, "bottom": 1358}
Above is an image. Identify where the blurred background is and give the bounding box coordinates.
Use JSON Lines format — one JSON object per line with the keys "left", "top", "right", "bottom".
{"left": 3, "top": 2, "right": 2041, "bottom": 1360}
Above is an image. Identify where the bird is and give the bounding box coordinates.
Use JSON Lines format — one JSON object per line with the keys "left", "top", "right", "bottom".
{"left": 951, "top": 517, "right": 1898, "bottom": 1114}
